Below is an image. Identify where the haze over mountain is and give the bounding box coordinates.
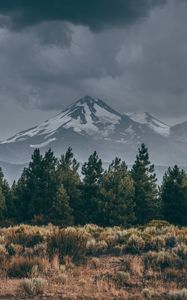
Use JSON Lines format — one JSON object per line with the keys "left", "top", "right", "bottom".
{"left": 1, "top": 95, "right": 187, "bottom": 184}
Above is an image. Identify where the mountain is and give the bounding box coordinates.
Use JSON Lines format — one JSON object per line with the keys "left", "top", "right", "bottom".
{"left": 0, "top": 96, "right": 187, "bottom": 177}
{"left": 171, "top": 121, "right": 187, "bottom": 142}
{"left": 126, "top": 112, "right": 170, "bottom": 137}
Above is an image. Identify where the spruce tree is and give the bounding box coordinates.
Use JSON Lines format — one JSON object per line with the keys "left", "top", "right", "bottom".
{"left": 99, "top": 158, "right": 135, "bottom": 226}
{"left": 39, "top": 149, "right": 58, "bottom": 216}
{"left": 131, "top": 143, "right": 159, "bottom": 224}
{"left": 160, "top": 165, "right": 187, "bottom": 225}
{"left": 26, "top": 149, "right": 46, "bottom": 220}
{"left": 57, "top": 147, "right": 80, "bottom": 224}
{"left": 0, "top": 167, "right": 10, "bottom": 221}
{"left": 13, "top": 168, "right": 30, "bottom": 222}
{"left": 14, "top": 149, "right": 59, "bottom": 223}
{"left": 0, "top": 186, "right": 5, "bottom": 220}
{"left": 81, "top": 151, "right": 103, "bottom": 224}
{"left": 50, "top": 184, "right": 73, "bottom": 225}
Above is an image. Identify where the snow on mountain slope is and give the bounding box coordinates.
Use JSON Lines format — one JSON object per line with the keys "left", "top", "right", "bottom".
{"left": 1, "top": 95, "right": 183, "bottom": 167}
{"left": 1, "top": 96, "right": 122, "bottom": 147}
{"left": 171, "top": 121, "right": 187, "bottom": 141}
{"left": 127, "top": 112, "right": 170, "bottom": 137}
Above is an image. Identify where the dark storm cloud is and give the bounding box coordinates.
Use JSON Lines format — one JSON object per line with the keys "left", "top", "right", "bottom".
{"left": 1, "top": 0, "right": 187, "bottom": 139}
{"left": 0, "top": 0, "right": 166, "bottom": 31}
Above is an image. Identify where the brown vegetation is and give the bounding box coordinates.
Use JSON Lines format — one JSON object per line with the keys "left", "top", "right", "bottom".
{"left": 0, "top": 221, "right": 187, "bottom": 299}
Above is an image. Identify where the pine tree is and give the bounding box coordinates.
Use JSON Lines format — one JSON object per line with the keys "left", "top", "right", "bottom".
{"left": 99, "top": 158, "right": 135, "bottom": 226}
{"left": 40, "top": 149, "right": 58, "bottom": 215}
{"left": 0, "top": 186, "right": 5, "bottom": 220}
{"left": 0, "top": 167, "right": 9, "bottom": 221}
{"left": 50, "top": 184, "right": 73, "bottom": 225}
{"left": 81, "top": 151, "right": 103, "bottom": 224}
{"left": 26, "top": 149, "right": 45, "bottom": 220}
{"left": 13, "top": 149, "right": 59, "bottom": 223}
{"left": 160, "top": 165, "right": 187, "bottom": 225}
{"left": 82, "top": 151, "right": 103, "bottom": 185}
{"left": 57, "top": 147, "right": 80, "bottom": 224}
{"left": 131, "top": 143, "right": 159, "bottom": 224}
{"left": 13, "top": 168, "right": 30, "bottom": 222}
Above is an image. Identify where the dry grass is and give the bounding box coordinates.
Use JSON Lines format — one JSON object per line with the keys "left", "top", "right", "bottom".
{"left": 0, "top": 221, "right": 186, "bottom": 299}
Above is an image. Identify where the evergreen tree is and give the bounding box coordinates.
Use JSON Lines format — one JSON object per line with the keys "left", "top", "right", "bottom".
{"left": 160, "top": 165, "right": 187, "bottom": 225}
{"left": 81, "top": 151, "right": 103, "bottom": 224}
{"left": 0, "top": 186, "right": 5, "bottom": 220}
{"left": 50, "top": 184, "right": 73, "bottom": 225}
{"left": 0, "top": 167, "right": 10, "bottom": 221}
{"left": 26, "top": 149, "right": 45, "bottom": 220}
{"left": 13, "top": 149, "right": 58, "bottom": 222}
{"left": 99, "top": 158, "right": 135, "bottom": 226}
{"left": 13, "top": 168, "right": 30, "bottom": 222}
{"left": 131, "top": 143, "right": 159, "bottom": 224}
{"left": 57, "top": 147, "right": 80, "bottom": 224}
{"left": 82, "top": 151, "right": 103, "bottom": 185}
{"left": 39, "top": 149, "right": 58, "bottom": 215}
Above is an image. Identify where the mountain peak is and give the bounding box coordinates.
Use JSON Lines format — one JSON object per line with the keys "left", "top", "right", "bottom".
{"left": 0, "top": 96, "right": 122, "bottom": 146}
{"left": 1, "top": 95, "right": 186, "bottom": 167}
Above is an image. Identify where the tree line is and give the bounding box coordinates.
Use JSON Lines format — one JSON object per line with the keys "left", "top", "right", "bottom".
{"left": 0, "top": 143, "right": 187, "bottom": 227}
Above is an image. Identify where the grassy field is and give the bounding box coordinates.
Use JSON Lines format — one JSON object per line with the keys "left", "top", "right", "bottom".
{"left": 0, "top": 220, "right": 187, "bottom": 299}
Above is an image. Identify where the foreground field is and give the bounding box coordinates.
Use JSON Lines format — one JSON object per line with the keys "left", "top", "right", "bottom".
{"left": 0, "top": 221, "right": 187, "bottom": 299}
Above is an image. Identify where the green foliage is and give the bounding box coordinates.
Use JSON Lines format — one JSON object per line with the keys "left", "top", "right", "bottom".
{"left": 57, "top": 147, "right": 81, "bottom": 224}
{"left": 1, "top": 144, "right": 187, "bottom": 227}
{"left": 131, "top": 143, "right": 160, "bottom": 224}
{"left": 81, "top": 151, "right": 103, "bottom": 224}
{"left": 160, "top": 165, "right": 187, "bottom": 225}
{"left": 29, "top": 149, "right": 58, "bottom": 219}
{"left": 0, "top": 168, "right": 11, "bottom": 221}
{"left": 50, "top": 184, "right": 73, "bottom": 225}
{"left": 98, "top": 157, "right": 135, "bottom": 226}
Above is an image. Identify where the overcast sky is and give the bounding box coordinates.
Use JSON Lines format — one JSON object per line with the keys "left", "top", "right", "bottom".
{"left": 0, "top": 0, "right": 187, "bottom": 139}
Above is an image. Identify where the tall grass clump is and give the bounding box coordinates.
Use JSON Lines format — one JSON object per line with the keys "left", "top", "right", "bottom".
{"left": 20, "top": 278, "right": 47, "bottom": 296}
{"left": 7, "top": 256, "right": 48, "bottom": 278}
{"left": 47, "top": 227, "right": 89, "bottom": 262}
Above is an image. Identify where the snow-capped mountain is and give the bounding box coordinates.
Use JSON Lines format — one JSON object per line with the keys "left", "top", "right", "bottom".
{"left": 1, "top": 96, "right": 122, "bottom": 147}
{"left": 170, "top": 121, "right": 187, "bottom": 142}
{"left": 0, "top": 96, "right": 187, "bottom": 171}
{"left": 127, "top": 112, "right": 170, "bottom": 137}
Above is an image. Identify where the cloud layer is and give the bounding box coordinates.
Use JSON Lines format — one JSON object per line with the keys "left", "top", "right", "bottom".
{"left": 0, "top": 0, "right": 166, "bottom": 31}
{"left": 0, "top": 0, "right": 187, "bottom": 138}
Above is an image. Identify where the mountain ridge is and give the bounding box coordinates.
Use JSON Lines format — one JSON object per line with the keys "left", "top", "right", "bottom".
{"left": 0, "top": 96, "right": 187, "bottom": 168}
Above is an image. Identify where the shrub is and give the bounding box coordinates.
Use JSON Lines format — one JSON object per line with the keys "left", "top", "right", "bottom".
{"left": 142, "top": 288, "right": 151, "bottom": 299}
{"left": 168, "top": 288, "right": 187, "bottom": 300}
{"left": 164, "top": 268, "right": 180, "bottom": 281}
{"left": 7, "top": 256, "right": 47, "bottom": 278}
{"left": 57, "top": 274, "right": 67, "bottom": 284}
{"left": 144, "top": 251, "right": 183, "bottom": 270}
{"left": 148, "top": 236, "right": 166, "bottom": 251}
{"left": 165, "top": 233, "right": 178, "bottom": 248}
{"left": 146, "top": 220, "right": 171, "bottom": 228}
{"left": 33, "top": 242, "right": 47, "bottom": 257}
{"left": 125, "top": 234, "right": 145, "bottom": 254}
{"left": 47, "top": 227, "right": 89, "bottom": 262}
{"left": 173, "top": 244, "right": 187, "bottom": 261}
{"left": 20, "top": 277, "right": 47, "bottom": 296}
{"left": 114, "top": 271, "right": 130, "bottom": 288}
{"left": 6, "top": 243, "right": 23, "bottom": 257}
{"left": 86, "top": 239, "right": 108, "bottom": 255}
{"left": 0, "top": 244, "right": 8, "bottom": 267}
{"left": 5, "top": 225, "right": 46, "bottom": 247}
